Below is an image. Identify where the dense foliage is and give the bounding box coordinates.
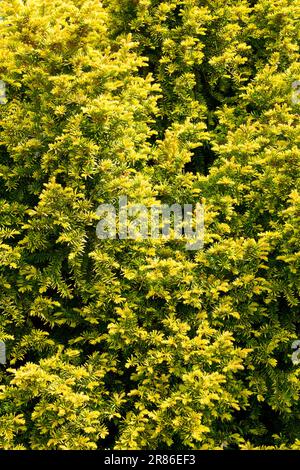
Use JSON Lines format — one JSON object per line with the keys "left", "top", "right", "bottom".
{"left": 0, "top": 0, "right": 299, "bottom": 449}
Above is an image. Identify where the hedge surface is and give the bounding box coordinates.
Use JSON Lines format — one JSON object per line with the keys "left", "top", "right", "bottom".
{"left": 0, "top": 0, "right": 299, "bottom": 450}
